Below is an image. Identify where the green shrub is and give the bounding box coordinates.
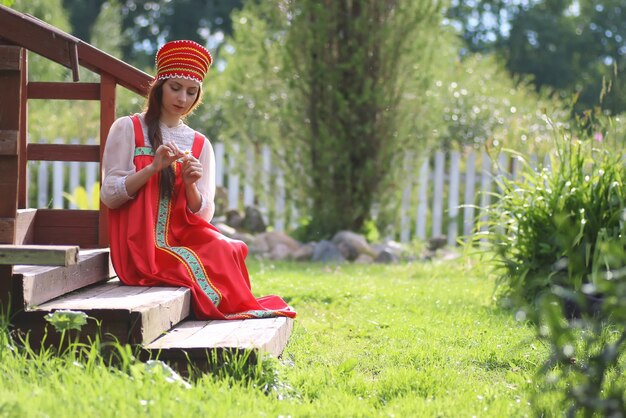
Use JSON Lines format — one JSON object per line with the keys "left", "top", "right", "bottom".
{"left": 479, "top": 118, "right": 626, "bottom": 310}
{"left": 478, "top": 115, "right": 626, "bottom": 415}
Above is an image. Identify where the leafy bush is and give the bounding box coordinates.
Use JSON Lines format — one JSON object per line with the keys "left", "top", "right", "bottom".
{"left": 480, "top": 117, "right": 626, "bottom": 309}
{"left": 479, "top": 114, "right": 626, "bottom": 415}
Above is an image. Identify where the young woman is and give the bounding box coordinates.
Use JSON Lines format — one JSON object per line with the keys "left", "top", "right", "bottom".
{"left": 101, "top": 40, "right": 296, "bottom": 320}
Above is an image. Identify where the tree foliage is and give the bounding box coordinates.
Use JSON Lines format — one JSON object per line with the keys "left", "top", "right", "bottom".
{"left": 446, "top": 0, "right": 626, "bottom": 114}
{"left": 215, "top": 1, "right": 442, "bottom": 239}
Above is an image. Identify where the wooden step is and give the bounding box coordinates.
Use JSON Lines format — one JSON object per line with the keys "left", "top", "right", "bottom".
{"left": 10, "top": 248, "right": 112, "bottom": 310}
{"left": 142, "top": 317, "right": 294, "bottom": 371}
{"left": 0, "top": 244, "right": 78, "bottom": 266}
{"left": 14, "top": 280, "right": 191, "bottom": 346}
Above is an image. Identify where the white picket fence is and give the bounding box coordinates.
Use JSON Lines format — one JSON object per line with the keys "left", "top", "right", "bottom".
{"left": 29, "top": 140, "right": 529, "bottom": 245}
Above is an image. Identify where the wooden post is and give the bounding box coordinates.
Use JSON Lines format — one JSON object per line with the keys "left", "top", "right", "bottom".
{"left": 0, "top": 44, "right": 23, "bottom": 309}
{"left": 18, "top": 47, "right": 27, "bottom": 208}
{"left": 98, "top": 72, "right": 116, "bottom": 248}
{"left": 0, "top": 45, "right": 22, "bottom": 238}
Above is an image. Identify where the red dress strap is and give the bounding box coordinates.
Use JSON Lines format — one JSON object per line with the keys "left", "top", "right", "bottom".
{"left": 191, "top": 132, "right": 204, "bottom": 159}
{"left": 129, "top": 114, "right": 145, "bottom": 147}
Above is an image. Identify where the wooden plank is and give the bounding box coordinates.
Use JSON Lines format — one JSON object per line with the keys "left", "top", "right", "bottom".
{"left": 0, "top": 244, "right": 78, "bottom": 266}
{"left": 34, "top": 209, "right": 99, "bottom": 248}
{"left": 27, "top": 82, "right": 100, "bottom": 100}
{"left": 17, "top": 49, "right": 27, "bottom": 209}
{"left": 399, "top": 153, "right": 413, "bottom": 243}
{"left": 12, "top": 248, "right": 111, "bottom": 308}
{"left": 0, "top": 209, "right": 34, "bottom": 245}
{"left": 0, "top": 218, "right": 14, "bottom": 244}
{"left": 479, "top": 152, "right": 492, "bottom": 236}
{"left": 145, "top": 317, "right": 295, "bottom": 359}
{"left": 432, "top": 151, "right": 444, "bottom": 238}
{"left": 15, "top": 208, "right": 36, "bottom": 245}
{"left": 0, "top": 158, "right": 18, "bottom": 221}
{"left": 0, "top": 130, "right": 18, "bottom": 155}
{"left": 130, "top": 287, "right": 192, "bottom": 344}
{"left": 99, "top": 72, "right": 115, "bottom": 248}
{"left": 0, "top": 44, "right": 21, "bottom": 70}
{"left": 448, "top": 151, "right": 460, "bottom": 246}
{"left": 27, "top": 143, "right": 100, "bottom": 162}
{"left": 168, "top": 320, "right": 248, "bottom": 349}
{"left": 463, "top": 150, "right": 477, "bottom": 237}
{"left": 0, "top": 46, "right": 21, "bottom": 222}
{"left": 415, "top": 158, "right": 429, "bottom": 240}
{"left": 143, "top": 321, "right": 209, "bottom": 349}
{"left": 77, "top": 42, "right": 151, "bottom": 97}
{"left": 0, "top": 6, "right": 78, "bottom": 71}
{"left": 37, "top": 282, "right": 147, "bottom": 310}
{"left": 33, "top": 282, "right": 191, "bottom": 345}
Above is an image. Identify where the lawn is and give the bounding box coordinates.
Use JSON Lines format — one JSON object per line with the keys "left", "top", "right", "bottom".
{"left": 0, "top": 256, "right": 561, "bottom": 417}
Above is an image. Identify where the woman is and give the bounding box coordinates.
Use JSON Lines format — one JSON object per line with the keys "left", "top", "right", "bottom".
{"left": 101, "top": 40, "right": 296, "bottom": 320}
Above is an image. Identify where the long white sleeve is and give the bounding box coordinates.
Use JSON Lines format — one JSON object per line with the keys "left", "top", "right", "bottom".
{"left": 193, "top": 136, "right": 216, "bottom": 222}
{"left": 100, "top": 116, "right": 136, "bottom": 209}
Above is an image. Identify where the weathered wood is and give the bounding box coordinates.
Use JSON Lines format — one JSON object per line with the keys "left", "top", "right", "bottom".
{"left": 145, "top": 317, "right": 294, "bottom": 359}
{"left": 448, "top": 151, "right": 460, "bottom": 246}
{"left": 0, "top": 130, "right": 18, "bottom": 155}
{"left": 77, "top": 42, "right": 151, "bottom": 96}
{"left": 0, "top": 45, "right": 21, "bottom": 223}
{"left": 0, "top": 244, "right": 78, "bottom": 266}
{"left": 29, "top": 281, "right": 191, "bottom": 345}
{"left": 0, "top": 44, "right": 21, "bottom": 70}
{"left": 98, "top": 72, "right": 116, "bottom": 248}
{"left": 0, "top": 6, "right": 79, "bottom": 73}
{"left": 12, "top": 248, "right": 110, "bottom": 308}
{"left": 415, "top": 159, "right": 429, "bottom": 240}
{"left": 28, "top": 82, "right": 100, "bottom": 100}
{"left": 27, "top": 143, "right": 100, "bottom": 162}
{"left": 17, "top": 49, "right": 27, "bottom": 209}
{"left": 463, "top": 150, "right": 477, "bottom": 237}
{"left": 0, "top": 158, "right": 18, "bottom": 221}
{"left": 34, "top": 209, "right": 99, "bottom": 248}
{"left": 0, "top": 208, "right": 37, "bottom": 245}
{"left": 15, "top": 208, "right": 36, "bottom": 245}
{"left": 0, "top": 218, "right": 14, "bottom": 244}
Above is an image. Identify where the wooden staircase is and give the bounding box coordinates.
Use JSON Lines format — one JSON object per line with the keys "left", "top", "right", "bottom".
{"left": 3, "top": 246, "right": 293, "bottom": 373}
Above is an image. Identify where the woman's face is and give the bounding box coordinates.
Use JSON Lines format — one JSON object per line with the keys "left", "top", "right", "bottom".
{"left": 160, "top": 78, "right": 200, "bottom": 119}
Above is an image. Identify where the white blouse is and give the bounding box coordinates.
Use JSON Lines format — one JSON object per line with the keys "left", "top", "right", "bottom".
{"left": 100, "top": 113, "right": 216, "bottom": 221}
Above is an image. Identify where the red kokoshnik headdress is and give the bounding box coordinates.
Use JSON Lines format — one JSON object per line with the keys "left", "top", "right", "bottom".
{"left": 155, "top": 40, "right": 212, "bottom": 84}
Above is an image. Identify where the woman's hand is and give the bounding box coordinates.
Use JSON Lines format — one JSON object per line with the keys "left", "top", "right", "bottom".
{"left": 182, "top": 155, "right": 203, "bottom": 185}
{"left": 150, "top": 143, "right": 183, "bottom": 173}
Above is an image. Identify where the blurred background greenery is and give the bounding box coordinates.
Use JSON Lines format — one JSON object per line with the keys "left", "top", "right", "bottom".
{"left": 7, "top": 0, "right": 625, "bottom": 240}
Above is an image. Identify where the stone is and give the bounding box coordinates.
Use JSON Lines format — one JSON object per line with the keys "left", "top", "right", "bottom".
{"left": 214, "top": 222, "right": 236, "bottom": 238}
{"left": 241, "top": 206, "right": 267, "bottom": 233}
{"left": 225, "top": 209, "right": 244, "bottom": 229}
{"left": 375, "top": 250, "right": 398, "bottom": 264}
{"left": 428, "top": 235, "right": 447, "bottom": 251}
{"left": 232, "top": 231, "right": 255, "bottom": 246}
{"left": 292, "top": 243, "right": 315, "bottom": 261}
{"left": 262, "top": 231, "right": 301, "bottom": 252}
{"left": 354, "top": 254, "right": 374, "bottom": 264}
{"left": 331, "top": 230, "right": 375, "bottom": 260}
{"left": 249, "top": 234, "right": 270, "bottom": 255}
{"left": 312, "top": 240, "right": 345, "bottom": 263}
{"left": 269, "top": 243, "right": 292, "bottom": 261}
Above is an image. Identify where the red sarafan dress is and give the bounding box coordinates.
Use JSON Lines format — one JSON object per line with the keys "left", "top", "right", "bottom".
{"left": 108, "top": 115, "right": 296, "bottom": 320}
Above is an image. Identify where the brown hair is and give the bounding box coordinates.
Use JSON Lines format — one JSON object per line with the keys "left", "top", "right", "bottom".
{"left": 144, "top": 78, "right": 203, "bottom": 198}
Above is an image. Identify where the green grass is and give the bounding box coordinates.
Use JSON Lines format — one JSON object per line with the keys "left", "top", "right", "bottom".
{"left": 0, "top": 257, "right": 561, "bottom": 417}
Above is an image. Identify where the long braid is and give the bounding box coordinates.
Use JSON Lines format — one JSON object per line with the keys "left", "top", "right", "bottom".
{"left": 145, "top": 80, "right": 175, "bottom": 198}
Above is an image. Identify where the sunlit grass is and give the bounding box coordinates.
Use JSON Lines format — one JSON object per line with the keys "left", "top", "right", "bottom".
{"left": 0, "top": 256, "right": 562, "bottom": 417}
